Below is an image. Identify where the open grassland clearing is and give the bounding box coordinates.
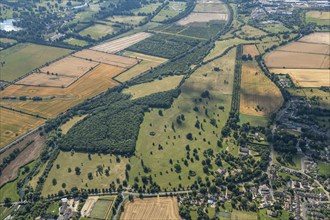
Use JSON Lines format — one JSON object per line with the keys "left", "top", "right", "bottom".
{"left": 132, "top": 3, "right": 162, "bottom": 15}
{"left": 91, "top": 32, "right": 152, "bottom": 54}
{"left": 0, "top": 160, "right": 37, "bottom": 202}
{"left": 123, "top": 75, "right": 184, "bottom": 99}
{"left": 107, "top": 15, "right": 146, "bottom": 25}
{"left": 63, "top": 38, "right": 89, "bottom": 47}
{"left": 243, "top": 44, "right": 259, "bottom": 57}
{"left": 288, "top": 88, "right": 330, "bottom": 109}
{"left": 128, "top": 49, "right": 236, "bottom": 189}
{"left": 115, "top": 51, "right": 167, "bottom": 82}
{"left": 0, "top": 43, "right": 72, "bottom": 82}
{"left": 79, "top": 24, "right": 120, "bottom": 40}
{"left": 28, "top": 161, "right": 47, "bottom": 189}
{"left": 127, "top": 33, "right": 201, "bottom": 59}
{"left": 306, "top": 11, "right": 330, "bottom": 26}
{"left": 40, "top": 56, "right": 98, "bottom": 77}
{"left": 318, "top": 161, "right": 330, "bottom": 177}
{"left": 261, "top": 23, "right": 290, "bottom": 33}
{"left": 0, "top": 108, "right": 45, "bottom": 148}
{"left": 60, "top": 115, "right": 88, "bottom": 135}
{"left": 270, "top": 68, "right": 330, "bottom": 87}
{"left": 240, "top": 62, "right": 284, "bottom": 116}
{"left": 204, "top": 38, "right": 252, "bottom": 62}
{"left": 239, "top": 114, "right": 269, "bottom": 127}
{"left": 0, "top": 37, "right": 17, "bottom": 44}
{"left": 153, "top": 1, "right": 187, "bottom": 22}
{"left": 277, "top": 41, "right": 329, "bottom": 54}
{"left": 236, "top": 25, "right": 267, "bottom": 39}
{"left": 258, "top": 208, "right": 290, "bottom": 220}
{"left": 73, "top": 49, "right": 138, "bottom": 68}
{"left": 16, "top": 72, "right": 78, "bottom": 88}
{"left": 265, "top": 51, "right": 329, "bottom": 69}
{"left": 299, "top": 32, "right": 330, "bottom": 45}
{"left": 0, "top": 64, "right": 123, "bottom": 118}
{"left": 0, "top": 206, "right": 14, "bottom": 220}
{"left": 194, "top": 2, "right": 227, "bottom": 13}
{"left": 177, "top": 12, "right": 227, "bottom": 26}
{"left": 0, "top": 131, "right": 45, "bottom": 186}
{"left": 121, "top": 197, "right": 181, "bottom": 220}
{"left": 90, "top": 196, "right": 115, "bottom": 219}
{"left": 41, "top": 152, "right": 128, "bottom": 196}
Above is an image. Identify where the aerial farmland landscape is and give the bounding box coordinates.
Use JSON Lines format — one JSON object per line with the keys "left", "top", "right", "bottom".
{"left": 0, "top": 0, "right": 329, "bottom": 219}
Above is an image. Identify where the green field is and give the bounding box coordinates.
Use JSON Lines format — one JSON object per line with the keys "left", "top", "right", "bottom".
{"left": 152, "top": 2, "right": 187, "bottom": 22}
{"left": 0, "top": 43, "right": 72, "bottom": 82}
{"left": 0, "top": 160, "right": 37, "bottom": 202}
{"left": 287, "top": 88, "right": 330, "bottom": 109}
{"left": 261, "top": 23, "right": 290, "bottom": 33}
{"left": 108, "top": 15, "right": 146, "bottom": 25}
{"left": 0, "top": 206, "right": 14, "bottom": 220}
{"left": 237, "top": 25, "right": 267, "bottom": 39}
{"left": 306, "top": 11, "right": 330, "bottom": 26}
{"left": 90, "top": 197, "right": 115, "bottom": 219}
{"left": 274, "top": 152, "right": 302, "bottom": 171}
{"left": 318, "top": 161, "right": 330, "bottom": 177}
{"left": 46, "top": 202, "right": 60, "bottom": 216}
{"left": 41, "top": 152, "right": 128, "bottom": 196}
{"left": 239, "top": 114, "right": 269, "bottom": 127}
{"left": 63, "top": 38, "right": 89, "bottom": 47}
{"left": 79, "top": 24, "right": 119, "bottom": 40}
{"left": 259, "top": 208, "right": 291, "bottom": 220}
{"left": 128, "top": 48, "right": 237, "bottom": 189}
{"left": 60, "top": 115, "right": 87, "bottom": 135}
{"left": 132, "top": 3, "right": 162, "bottom": 15}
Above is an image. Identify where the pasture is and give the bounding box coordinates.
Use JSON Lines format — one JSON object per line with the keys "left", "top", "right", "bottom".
{"left": 1, "top": 131, "right": 45, "bottom": 186}
{"left": 236, "top": 25, "right": 267, "bottom": 39}
{"left": 270, "top": 68, "right": 330, "bottom": 87}
{"left": 306, "top": 11, "right": 330, "bottom": 26}
{"left": 107, "top": 15, "right": 146, "bottom": 25}
{"left": 132, "top": 3, "right": 162, "bottom": 15}
{"left": 91, "top": 32, "right": 153, "bottom": 53}
{"left": 115, "top": 51, "right": 168, "bottom": 82}
{"left": 261, "top": 23, "right": 290, "bottom": 33}
{"left": 264, "top": 51, "right": 329, "bottom": 69}
{"left": 0, "top": 43, "right": 72, "bottom": 82}
{"left": 0, "top": 37, "right": 17, "bottom": 44}
{"left": 63, "top": 38, "right": 89, "bottom": 47}
{"left": 177, "top": 12, "right": 227, "bottom": 26}
{"left": 41, "top": 152, "right": 128, "bottom": 196}
{"left": 194, "top": 2, "right": 227, "bottom": 13}
{"left": 128, "top": 49, "right": 236, "bottom": 189}
{"left": 60, "top": 115, "right": 87, "bottom": 135}
{"left": 240, "top": 62, "right": 284, "bottom": 116}
{"left": 123, "top": 75, "right": 184, "bottom": 99}
{"left": 79, "top": 24, "right": 119, "bottom": 40}
{"left": 121, "top": 197, "right": 181, "bottom": 220}
{"left": 243, "top": 44, "right": 260, "bottom": 57}
{"left": 0, "top": 108, "right": 45, "bottom": 148}
{"left": 73, "top": 49, "right": 138, "bottom": 68}
{"left": 0, "top": 64, "right": 123, "bottom": 118}
{"left": 299, "top": 32, "right": 330, "bottom": 45}
{"left": 153, "top": 1, "right": 187, "bottom": 22}
{"left": 239, "top": 114, "right": 269, "bottom": 127}
{"left": 318, "top": 162, "right": 330, "bottom": 177}
{"left": 90, "top": 196, "right": 115, "bottom": 219}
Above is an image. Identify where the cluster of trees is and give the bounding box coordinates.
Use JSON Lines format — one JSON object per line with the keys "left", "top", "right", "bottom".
{"left": 0, "top": 148, "right": 21, "bottom": 175}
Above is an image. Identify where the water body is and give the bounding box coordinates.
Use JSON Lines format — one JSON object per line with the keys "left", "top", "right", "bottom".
{"left": 0, "top": 19, "right": 22, "bottom": 32}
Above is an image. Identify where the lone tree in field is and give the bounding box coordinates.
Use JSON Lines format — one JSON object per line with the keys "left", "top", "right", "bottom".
{"left": 75, "top": 167, "right": 81, "bottom": 175}
{"left": 52, "top": 178, "right": 57, "bottom": 186}
{"left": 88, "top": 172, "right": 93, "bottom": 180}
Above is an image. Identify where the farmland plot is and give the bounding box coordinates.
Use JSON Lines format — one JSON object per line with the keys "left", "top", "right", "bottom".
{"left": 16, "top": 72, "right": 77, "bottom": 88}
{"left": 243, "top": 44, "right": 260, "bottom": 57}
{"left": 299, "top": 32, "right": 330, "bottom": 45}
{"left": 177, "top": 12, "right": 227, "bottom": 25}
{"left": 277, "top": 42, "right": 329, "bottom": 54}
{"left": 194, "top": 2, "right": 227, "bottom": 13}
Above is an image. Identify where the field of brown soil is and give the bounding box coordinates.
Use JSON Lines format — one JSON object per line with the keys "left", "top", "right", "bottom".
{"left": 270, "top": 68, "right": 330, "bottom": 87}
{"left": 0, "top": 64, "right": 123, "bottom": 118}
{"left": 73, "top": 49, "right": 138, "bottom": 69}
{"left": 0, "top": 131, "right": 45, "bottom": 187}
{"left": 0, "top": 108, "right": 45, "bottom": 148}
{"left": 16, "top": 72, "right": 77, "bottom": 87}
{"left": 299, "top": 32, "right": 330, "bottom": 45}
{"left": 240, "top": 62, "right": 284, "bottom": 116}
{"left": 91, "top": 32, "right": 153, "bottom": 53}
{"left": 243, "top": 44, "right": 260, "bottom": 57}
{"left": 177, "top": 12, "right": 227, "bottom": 25}
{"left": 277, "top": 42, "right": 329, "bottom": 54}
{"left": 40, "top": 56, "right": 98, "bottom": 77}
{"left": 121, "top": 197, "right": 181, "bottom": 220}
{"left": 264, "top": 51, "right": 329, "bottom": 69}
{"left": 194, "top": 3, "right": 227, "bottom": 13}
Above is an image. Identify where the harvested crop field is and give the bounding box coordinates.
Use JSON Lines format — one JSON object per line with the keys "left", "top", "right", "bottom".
{"left": 299, "top": 32, "right": 330, "bottom": 45}
{"left": 240, "top": 62, "right": 284, "bottom": 116}
{"left": 277, "top": 41, "right": 329, "bottom": 54}
{"left": 0, "top": 43, "right": 72, "bottom": 82}
{"left": 243, "top": 44, "right": 260, "bottom": 57}
{"left": 122, "top": 75, "right": 184, "bottom": 99}
{"left": 73, "top": 49, "right": 138, "bottom": 68}
{"left": 0, "top": 132, "right": 45, "bottom": 187}
{"left": 91, "top": 32, "right": 153, "bottom": 53}
{"left": 121, "top": 197, "right": 181, "bottom": 220}
{"left": 270, "top": 68, "right": 330, "bottom": 87}
{"left": 79, "top": 24, "right": 119, "bottom": 40}
{"left": 194, "top": 3, "right": 227, "bottom": 13}
{"left": 16, "top": 72, "right": 77, "bottom": 87}
{"left": 0, "top": 64, "right": 123, "bottom": 118}
{"left": 0, "top": 108, "right": 45, "bottom": 148}
{"left": 115, "top": 51, "right": 168, "bottom": 82}
{"left": 264, "top": 51, "right": 329, "bottom": 69}
{"left": 40, "top": 56, "right": 98, "bottom": 77}
{"left": 177, "top": 12, "right": 227, "bottom": 25}
{"left": 306, "top": 11, "right": 330, "bottom": 25}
